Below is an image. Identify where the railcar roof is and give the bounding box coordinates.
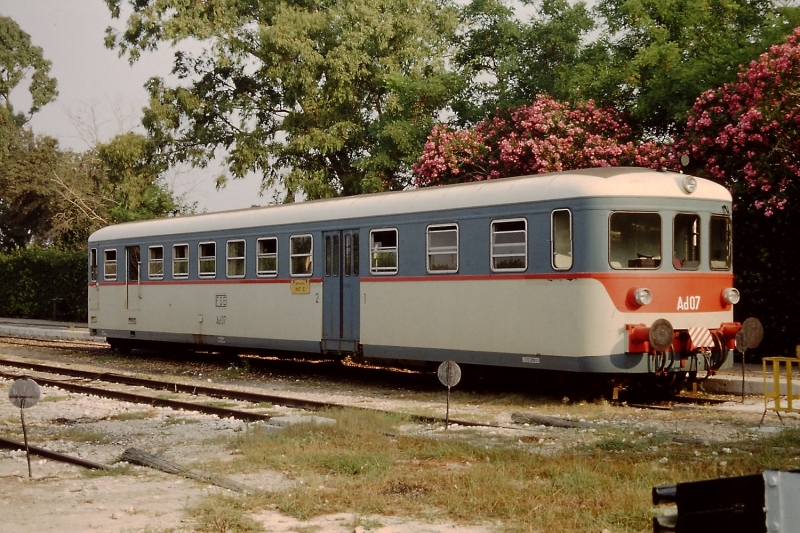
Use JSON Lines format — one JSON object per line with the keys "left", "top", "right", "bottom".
{"left": 89, "top": 167, "right": 730, "bottom": 243}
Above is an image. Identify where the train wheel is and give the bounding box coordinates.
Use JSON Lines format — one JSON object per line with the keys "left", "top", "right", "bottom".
{"left": 108, "top": 339, "right": 132, "bottom": 355}
{"left": 653, "top": 371, "right": 688, "bottom": 396}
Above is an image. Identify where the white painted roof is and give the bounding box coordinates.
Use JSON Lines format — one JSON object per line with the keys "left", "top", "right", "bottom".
{"left": 89, "top": 167, "right": 731, "bottom": 243}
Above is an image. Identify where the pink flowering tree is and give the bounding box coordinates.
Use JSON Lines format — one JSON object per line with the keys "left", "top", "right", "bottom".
{"left": 678, "top": 27, "right": 800, "bottom": 217}
{"left": 413, "top": 95, "right": 668, "bottom": 187}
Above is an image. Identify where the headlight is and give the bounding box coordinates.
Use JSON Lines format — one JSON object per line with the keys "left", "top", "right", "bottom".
{"left": 634, "top": 288, "right": 653, "bottom": 306}
{"left": 722, "top": 287, "right": 740, "bottom": 305}
{"left": 682, "top": 175, "right": 697, "bottom": 194}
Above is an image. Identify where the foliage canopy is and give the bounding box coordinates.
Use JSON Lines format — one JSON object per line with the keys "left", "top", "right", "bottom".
{"left": 105, "top": 0, "right": 461, "bottom": 200}
{"left": 453, "top": 0, "right": 800, "bottom": 137}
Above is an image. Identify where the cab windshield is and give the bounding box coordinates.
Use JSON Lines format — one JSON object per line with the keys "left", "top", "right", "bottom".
{"left": 609, "top": 212, "right": 662, "bottom": 269}
{"left": 710, "top": 215, "right": 732, "bottom": 270}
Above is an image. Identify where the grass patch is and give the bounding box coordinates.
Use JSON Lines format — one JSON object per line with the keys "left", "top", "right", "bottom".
{"left": 110, "top": 410, "right": 157, "bottom": 421}
{"left": 202, "top": 401, "right": 240, "bottom": 409}
{"left": 40, "top": 395, "right": 70, "bottom": 403}
{"left": 187, "top": 409, "right": 800, "bottom": 532}
{"left": 246, "top": 402, "right": 274, "bottom": 410}
{"left": 188, "top": 493, "right": 265, "bottom": 533}
{"left": 84, "top": 465, "right": 133, "bottom": 478}
{"left": 56, "top": 427, "right": 111, "bottom": 444}
{"left": 163, "top": 416, "right": 200, "bottom": 426}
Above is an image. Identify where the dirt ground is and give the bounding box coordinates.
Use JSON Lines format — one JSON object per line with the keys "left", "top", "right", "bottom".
{"left": 0, "top": 340, "right": 797, "bottom": 532}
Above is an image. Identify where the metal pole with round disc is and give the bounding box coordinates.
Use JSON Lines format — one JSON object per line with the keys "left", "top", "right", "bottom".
{"left": 8, "top": 378, "right": 41, "bottom": 478}
{"left": 437, "top": 361, "right": 462, "bottom": 429}
{"left": 736, "top": 318, "right": 764, "bottom": 404}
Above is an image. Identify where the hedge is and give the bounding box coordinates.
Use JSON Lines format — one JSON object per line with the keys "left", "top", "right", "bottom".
{"left": 0, "top": 247, "right": 87, "bottom": 322}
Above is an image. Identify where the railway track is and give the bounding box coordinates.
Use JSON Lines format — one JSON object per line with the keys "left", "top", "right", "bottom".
{"left": 0, "top": 357, "right": 504, "bottom": 429}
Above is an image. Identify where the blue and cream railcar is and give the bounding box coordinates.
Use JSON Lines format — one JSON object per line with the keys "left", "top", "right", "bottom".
{"left": 87, "top": 167, "right": 743, "bottom": 381}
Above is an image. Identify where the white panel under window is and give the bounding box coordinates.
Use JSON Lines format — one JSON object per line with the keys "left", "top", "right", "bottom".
{"left": 491, "top": 219, "right": 527, "bottom": 271}
{"left": 427, "top": 224, "right": 458, "bottom": 273}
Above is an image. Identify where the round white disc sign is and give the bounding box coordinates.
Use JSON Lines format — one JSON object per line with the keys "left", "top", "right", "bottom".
{"left": 9, "top": 378, "right": 41, "bottom": 409}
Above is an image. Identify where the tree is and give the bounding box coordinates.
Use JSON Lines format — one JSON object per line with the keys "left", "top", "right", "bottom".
{"left": 104, "top": 0, "right": 461, "bottom": 200}
{"left": 0, "top": 15, "right": 58, "bottom": 126}
{"left": 452, "top": 0, "right": 800, "bottom": 137}
{"left": 678, "top": 26, "right": 800, "bottom": 217}
{"left": 452, "top": 0, "right": 594, "bottom": 125}
{"left": 675, "top": 27, "right": 800, "bottom": 355}
{"left": 0, "top": 126, "right": 185, "bottom": 252}
{"left": 413, "top": 94, "right": 667, "bottom": 186}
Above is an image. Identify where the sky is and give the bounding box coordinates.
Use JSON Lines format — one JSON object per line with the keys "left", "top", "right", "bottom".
{"left": 1, "top": 0, "right": 265, "bottom": 213}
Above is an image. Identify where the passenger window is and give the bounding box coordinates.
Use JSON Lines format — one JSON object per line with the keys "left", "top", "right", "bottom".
{"left": 172, "top": 244, "right": 189, "bottom": 279}
{"left": 290, "top": 234, "right": 313, "bottom": 276}
{"left": 427, "top": 224, "right": 458, "bottom": 273}
{"left": 345, "top": 234, "right": 351, "bottom": 276}
{"left": 148, "top": 246, "right": 164, "bottom": 279}
{"left": 226, "top": 240, "right": 245, "bottom": 278}
{"left": 90, "top": 249, "right": 98, "bottom": 282}
{"left": 104, "top": 249, "right": 116, "bottom": 281}
{"left": 256, "top": 237, "right": 278, "bottom": 276}
{"left": 551, "top": 210, "right": 573, "bottom": 270}
{"left": 332, "top": 235, "right": 340, "bottom": 277}
{"left": 353, "top": 233, "right": 360, "bottom": 276}
{"left": 609, "top": 212, "right": 662, "bottom": 269}
{"left": 673, "top": 214, "right": 700, "bottom": 270}
{"left": 324, "top": 235, "right": 340, "bottom": 277}
{"left": 491, "top": 219, "right": 527, "bottom": 271}
{"left": 199, "top": 242, "right": 216, "bottom": 278}
{"left": 710, "top": 215, "right": 732, "bottom": 270}
{"left": 370, "top": 229, "right": 398, "bottom": 275}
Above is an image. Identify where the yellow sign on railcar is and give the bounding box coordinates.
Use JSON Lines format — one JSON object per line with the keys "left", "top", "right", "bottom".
{"left": 290, "top": 279, "right": 310, "bottom": 294}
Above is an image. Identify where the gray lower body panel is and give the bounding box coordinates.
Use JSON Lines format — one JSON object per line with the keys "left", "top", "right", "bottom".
{"left": 96, "top": 329, "right": 320, "bottom": 354}
{"left": 93, "top": 330, "right": 721, "bottom": 375}
{"left": 361, "top": 344, "right": 713, "bottom": 374}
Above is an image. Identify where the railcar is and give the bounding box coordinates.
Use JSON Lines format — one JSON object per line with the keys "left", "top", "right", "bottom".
{"left": 87, "top": 167, "right": 744, "bottom": 387}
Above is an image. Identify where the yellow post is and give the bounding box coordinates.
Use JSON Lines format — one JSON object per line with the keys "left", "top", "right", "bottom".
{"left": 762, "top": 357, "right": 800, "bottom": 424}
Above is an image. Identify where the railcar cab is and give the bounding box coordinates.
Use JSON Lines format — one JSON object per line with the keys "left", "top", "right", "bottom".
{"left": 612, "top": 206, "right": 740, "bottom": 385}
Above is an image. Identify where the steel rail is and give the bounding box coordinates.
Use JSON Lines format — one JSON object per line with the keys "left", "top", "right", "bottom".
{"left": 0, "top": 358, "right": 504, "bottom": 429}
{"left": 0, "top": 436, "right": 109, "bottom": 470}
{"left": 0, "top": 369, "right": 271, "bottom": 422}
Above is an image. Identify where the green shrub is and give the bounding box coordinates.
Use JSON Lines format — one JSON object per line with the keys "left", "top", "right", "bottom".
{"left": 0, "top": 247, "right": 87, "bottom": 322}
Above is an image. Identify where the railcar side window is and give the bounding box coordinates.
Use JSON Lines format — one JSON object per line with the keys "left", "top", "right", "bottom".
{"left": 370, "top": 229, "right": 398, "bottom": 275}
{"left": 104, "top": 249, "right": 117, "bottom": 281}
{"left": 256, "top": 237, "right": 278, "bottom": 276}
{"left": 148, "top": 246, "right": 164, "bottom": 279}
{"left": 345, "top": 234, "right": 352, "bottom": 276}
{"left": 324, "top": 235, "right": 340, "bottom": 277}
{"left": 551, "top": 210, "right": 573, "bottom": 270}
{"left": 353, "top": 233, "right": 360, "bottom": 276}
{"left": 673, "top": 213, "right": 700, "bottom": 270}
{"left": 609, "top": 212, "right": 662, "bottom": 269}
{"left": 226, "top": 240, "right": 245, "bottom": 278}
{"left": 427, "top": 224, "right": 458, "bottom": 273}
{"left": 199, "top": 242, "right": 216, "bottom": 278}
{"left": 491, "top": 219, "right": 526, "bottom": 271}
{"left": 172, "top": 244, "right": 189, "bottom": 279}
{"left": 90, "top": 249, "right": 98, "bottom": 282}
{"left": 290, "top": 234, "right": 313, "bottom": 276}
{"left": 710, "top": 215, "right": 732, "bottom": 270}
